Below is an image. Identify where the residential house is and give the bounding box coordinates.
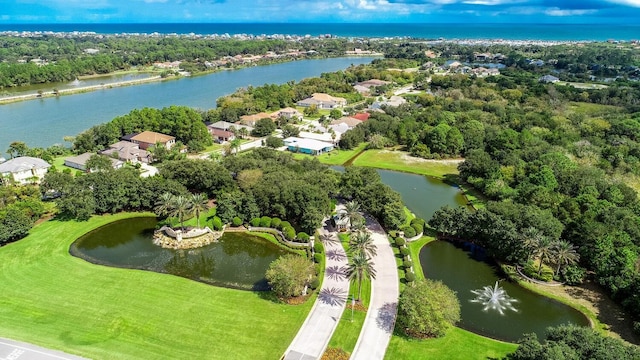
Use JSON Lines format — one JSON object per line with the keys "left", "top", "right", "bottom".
{"left": 271, "top": 107, "right": 302, "bottom": 121}
{"left": 206, "top": 121, "right": 253, "bottom": 141}
{"left": 370, "top": 96, "right": 407, "bottom": 109}
{"left": 471, "top": 67, "right": 500, "bottom": 77}
{"left": 239, "top": 112, "right": 273, "bottom": 127}
{"left": 100, "top": 141, "right": 152, "bottom": 164}
{"left": 0, "top": 156, "right": 50, "bottom": 184}
{"left": 298, "top": 131, "right": 337, "bottom": 144}
{"left": 125, "top": 131, "right": 176, "bottom": 150}
{"left": 353, "top": 84, "right": 371, "bottom": 95}
{"left": 351, "top": 113, "right": 370, "bottom": 121}
{"left": 283, "top": 137, "right": 334, "bottom": 155}
{"left": 64, "top": 153, "right": 123, "bottom": 172}
{"left": 539, "top": 75, "right": 560, "bottom": 83}
{"left": 296, "top": 93, "right": 347, "bottom": 109}
{"left": 331, "top": 117, "right": 362, "bottom": 128}
{"left": 355, "top": 79, "right": 390, "bottom": 88}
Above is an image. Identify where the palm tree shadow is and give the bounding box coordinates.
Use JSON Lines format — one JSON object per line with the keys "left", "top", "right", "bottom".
{"left": 326, "top": 249, "right": 347, "bottom": 261}
{"left": 319, "top": 287, "right": 348, "bottom": 306}
{"left": 326, "top": 265, "right": 347, "bottom": 281}
{"left": 375, "top": 302, "right": 398, "bottom": 334}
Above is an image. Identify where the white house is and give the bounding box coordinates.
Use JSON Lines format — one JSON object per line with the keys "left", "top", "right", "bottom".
{"left": 0, "top": 156, "right": 50, "bottom": 184}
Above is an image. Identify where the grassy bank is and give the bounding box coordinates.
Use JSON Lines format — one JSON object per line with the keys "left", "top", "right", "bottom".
{"left": 351, "top": 150, "right": 460, "bottom": 179}
{"left": 0, "top": 213, "right": 312, "bottom": 359}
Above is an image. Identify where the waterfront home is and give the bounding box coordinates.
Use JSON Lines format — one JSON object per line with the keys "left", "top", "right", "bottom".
{"left": 206, "top": 121, "right": 254, "bottom": 140}
{"left": 0, "top": 156, "right": 50, "bottom": 185}
{"left": 283, "top": 137, "right": 334, "bottom": 155}
{"left": 64, "top": 153, "right": 123, "bottom": 172}
{"left": 124, "top": 131, "right": 176, "bottom": 150}
{"left": 100, "top": 141, "right": 152, "bottom": 164}
{"left": 239, "top": 112, "right": 273, "bottom": 127}
{"left": 296, "top": 93, "right": 347, "bottom": 109}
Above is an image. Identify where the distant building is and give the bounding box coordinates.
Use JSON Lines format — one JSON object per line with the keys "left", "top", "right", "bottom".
{"left": 271, "top": 107, "right": 302, "bottom": 120}
{"left": 283, "top": 137, "right": 334, "bottom": 155}
{"left": 100, "top": 141, "right": 152, "bottom": 164}
{"left": 64, "top": 153, "right": 123, "bottom": 172}
{"left": 206, "top": 121, "right": 253, "bottom": 141}
{"left": 539, "top": 75, "right": 560, "bottom": 83}
{"left": 297, "top": 93, "right": 347, "bottom": 109}
{"left": 0, "top": 156, "right": 50, "bottom": 184}
{"left": 239, "top": 112, "right": 273, "bottom": 127}
{"left": 125, "top": 131, "right": 176, "bottom": 150}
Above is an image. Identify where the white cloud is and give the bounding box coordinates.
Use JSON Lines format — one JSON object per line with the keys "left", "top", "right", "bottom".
{"left": 545, "top": 7, "right": 597, "bottom": 16}
{"left": 606, "top": 0, "right": 640, "bottom": 6}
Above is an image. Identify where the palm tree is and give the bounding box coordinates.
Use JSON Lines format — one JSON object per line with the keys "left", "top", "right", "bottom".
{"left": 521, "top": 227, "right": 544, "bottom": 261}
{"left": 552, "top": 240, "right": 580, "bottom": 276}
{"left": 190, "top": 193, "right": 209, "bottom": 229}
{"left": 238, "top": 127, "right": 249, "bottom": 139}
{"left": 349, "top": 231, "right": 377, "bottom": 258}
{"left": 155, "top": 192, "right": 174, "bottom": 217}
{"left": 346, "top": 252, "right": 376, "bottom": 301}
{"left": 533, "top": 237, "right": 554, "bottom": 276}
{"left": 342, "top": 200, "right": 363, "bottom": 230}
{"left": 168, "top": 195, "right": 192, "bottom": 230}
{"left": 230, "top": 138, "right": 242, "bottom": 155}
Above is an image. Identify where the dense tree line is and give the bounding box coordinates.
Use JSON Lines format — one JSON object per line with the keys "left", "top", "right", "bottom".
{"left": 0, "top": 35, "right": 365, "bottom": 88}
{"left": 73, "top": 105, "right": 212, "bottom": 153}
{"left": 0, "top": 185, "right": 45, "bottom": 244}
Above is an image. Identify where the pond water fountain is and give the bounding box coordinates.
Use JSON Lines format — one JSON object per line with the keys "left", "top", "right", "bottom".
{"left": 470, "top": 281, "right": 518, "bottom": 315}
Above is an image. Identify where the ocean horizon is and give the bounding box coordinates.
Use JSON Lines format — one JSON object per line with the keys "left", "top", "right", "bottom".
{"left": 0, "top": 23, "right": 639, "bottom": 41}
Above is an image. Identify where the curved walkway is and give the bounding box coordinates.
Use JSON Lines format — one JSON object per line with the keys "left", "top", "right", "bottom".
{"left": 283, "top": 219, "right": 350, "bottom": 360}
{"left": 0, "top": 338, "right": 87, "bottom": 360}
{"left": 350, "top": 214, "right": 399, "bottom": 360}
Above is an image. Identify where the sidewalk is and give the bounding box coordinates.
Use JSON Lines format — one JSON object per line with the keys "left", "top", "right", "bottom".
{"left": 350, "top": 215, "right": 399, "bottom": 360}
{"left": 0, "top": 338, "right": 87, "bottom": 360}
{"left": 283, "top": 220, "right": 350, "bottom": 360}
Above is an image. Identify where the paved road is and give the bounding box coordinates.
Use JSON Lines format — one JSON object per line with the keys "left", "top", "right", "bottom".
{"left": 350, "top": 215, "right": 399, "bottom": 360}
{"left": 0, "top": 338, "right": 87, "bottom": 360}
{"left": 283, "top": 218, "right": 350, "bottom": 360}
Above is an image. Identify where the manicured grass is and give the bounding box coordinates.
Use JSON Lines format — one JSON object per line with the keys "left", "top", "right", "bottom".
{"left": 385, "top": 327, "right": 517, "bottom": 360}
{"left": 0, "top": 213, "right": 313, "bottom": 359}
{"left": 291, "top": 142, "right": 367, "bottom": 165}
{"left": 386, "top": 236, "right": 517, "bottom": 360}
{"left": 352, "top": 150, "right": 460, "bottom": 179}
{"left": 403, "top": 207, "right": 415, "bottom": 227}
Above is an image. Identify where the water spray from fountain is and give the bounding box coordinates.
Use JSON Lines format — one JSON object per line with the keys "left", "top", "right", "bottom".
{"left": 470, "top": 281, "right": 518, "bottom": 315}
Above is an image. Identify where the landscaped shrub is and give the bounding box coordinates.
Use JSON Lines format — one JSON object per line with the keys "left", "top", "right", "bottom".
{"left": 297, "top": 232, "right": 310, "bottom": 242}
{"left": 310, "top": 277, "right": 320, "bottom": 290}
{"left": 314, "top": 253, "right": 323, "bottom": 264}
{"left": 389, "top": 230, "right": 398, "bottom": 238}
{"left": 260, "top": 216, "right": 272, "bottom": 227}
{"left": 314, "top": 240, "right": 323, "bottom": 254}
{"left": 410, "top": 222, "right": 423, "bottom": 235}
{"left": 280, "top": 221, "right": 291, "bottom": 230}
{"left": 283, "top": 226, "right": 296, "bottom": 241}
{"left": 250, "top": 217, "right": 261, "bottom": 227}
{"left": 402, "top": 226, "right": 416, "bottom": 238}
{"left": 395, "top": 237, "right": 406, "bottom": 247}
{"left": 410, "top": 217, "right": 425, "bottom": 228}
{"left": 400, "top": 247, "right": 410, "bottom": 256}
{"left": 405, "top": 271, "right": 416, "bottom": 282}
{"left": 211, "top": 216, "right": 223, "bottom": 231}
{"left": 397, "top": 279, "right": 460, "bottom": 338}
{"left": 271, "top": 217, "right": 282, "bottom": 228}
{"left": 524, "top": 260, "right": 554, "bottom": 282}
{"left": 232, "top": 216, "right": 243, "bottom": 227}
{"left": 560, "top": 264, "right": 586, "bottom": 285}
{"left": 404, "top": 260, "right": 413, "bottom": 269}
{"left": 266, "top": 254, "right": 315, "bottom": 299}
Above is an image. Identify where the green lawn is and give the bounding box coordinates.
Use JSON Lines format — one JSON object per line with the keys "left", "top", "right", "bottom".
{"left": 0, "top": 213, "right": 313, "bottom": 359}
{"left": 383, "top": 236, "right": 517, "bottom": 359}
{"left": 351, "top": 149, "right": 460, "bottom": 179}
{"left": 291, "top": 142, "right": 367, "bottom": 165}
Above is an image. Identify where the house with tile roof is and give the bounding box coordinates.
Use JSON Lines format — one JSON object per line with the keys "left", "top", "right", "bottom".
{"left": 100, "top": 141, "right": 151, "bottom": 164}
{"left": 126, "top": 131, "right": 176, "bottom": 150}
{"left": 297, "top": 93, "right": 347, "bottom": 109}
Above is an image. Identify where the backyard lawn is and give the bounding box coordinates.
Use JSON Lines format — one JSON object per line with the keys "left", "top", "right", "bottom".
{"left": 0, "top": 213, "right": 312, "bottom": 359}
{"left": 291, "top": 142, "right": 367, "bottom": 165}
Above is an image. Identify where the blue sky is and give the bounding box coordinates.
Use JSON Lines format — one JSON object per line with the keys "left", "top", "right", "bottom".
{"left": 2, "top": 0, "right": 640, "bottom": 23}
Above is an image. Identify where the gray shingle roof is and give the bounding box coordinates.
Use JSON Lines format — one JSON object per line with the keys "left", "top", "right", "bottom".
{"left": 0, "top": 156, "right": 50, "bottom": 173}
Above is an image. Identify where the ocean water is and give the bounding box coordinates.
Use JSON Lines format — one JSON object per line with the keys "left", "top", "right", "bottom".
{"left": 0, "top": 23, "right": 639, "bottom": 41}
